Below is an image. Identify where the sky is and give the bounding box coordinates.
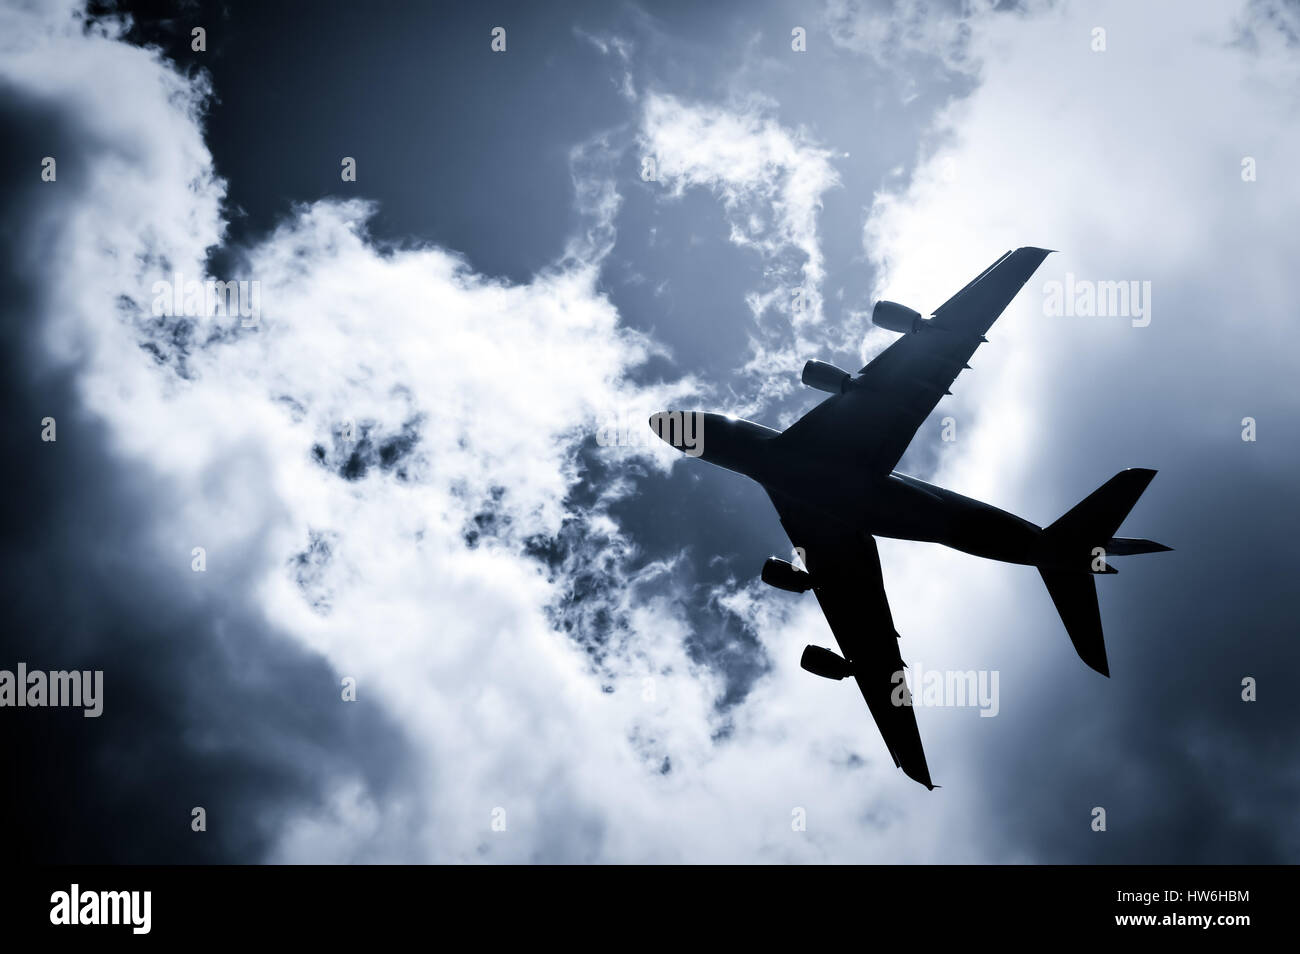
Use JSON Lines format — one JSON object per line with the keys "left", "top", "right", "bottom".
{"left": 1, "top": 0, "right": 1297, "bottom": 863}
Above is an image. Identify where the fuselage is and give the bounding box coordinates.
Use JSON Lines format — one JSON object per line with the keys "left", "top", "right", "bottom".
{"left": 652, "top": 410, "right": 1049, "bottom": 566}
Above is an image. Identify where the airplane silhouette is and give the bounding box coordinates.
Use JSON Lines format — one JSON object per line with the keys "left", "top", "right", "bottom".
{"left": 650, "top": 247, "right": 1170, "bottom": 789}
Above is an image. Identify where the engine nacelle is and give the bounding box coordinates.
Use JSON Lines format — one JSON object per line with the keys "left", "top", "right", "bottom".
{"left": 801, "top": 645, "right": 855, "bottom": 680}
{"left": 872, "top": 300, "right": 925, "bottom": 334}
{"left": 801, "top": 359, "right": 853, "bottom": 395}
{"left": 761, "top": 557, "right": 813, "bottom": 593}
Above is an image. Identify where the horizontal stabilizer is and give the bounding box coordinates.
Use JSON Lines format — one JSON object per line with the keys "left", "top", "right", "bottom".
{"left": 1105, "top": 536, "right": 1173, "bottom": 556}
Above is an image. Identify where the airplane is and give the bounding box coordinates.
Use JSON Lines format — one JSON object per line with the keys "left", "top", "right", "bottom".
{"left": 649, "top": 247, "right": 1170, "bottom": 789}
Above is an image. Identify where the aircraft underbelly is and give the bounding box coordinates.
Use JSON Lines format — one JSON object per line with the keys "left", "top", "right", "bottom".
{"left": 764, "top": 468, "right": 1044, "bottom": 565}
{"left": 870, "top": 476, "right": 1044, "bottom": 564}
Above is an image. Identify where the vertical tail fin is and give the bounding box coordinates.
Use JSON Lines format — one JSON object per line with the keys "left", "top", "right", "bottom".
{"left": 1040, "top": 469, "right": 1165, "bottom": 677}
{"left": 1037, "top": 569, "right": 1108, "bottom": 676}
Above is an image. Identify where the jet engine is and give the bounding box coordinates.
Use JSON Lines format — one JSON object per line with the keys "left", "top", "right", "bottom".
{"left": 761, "top": 557, "right": 813, "bottom": 593}
{"left": 801, "top": 359, "right": 853, "bottom": 395}
{"left": 872, "top": 300, "right": 925, "bottom": 334}
{"left": 800, "top": 645, "right": 854, "bottom": 680}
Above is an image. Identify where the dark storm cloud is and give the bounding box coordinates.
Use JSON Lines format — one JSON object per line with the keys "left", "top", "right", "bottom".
{"left": 969, "top": 347, "right": 1300, "bottom": 863}
{"left": 0, "top": 85, "right": 412, "bottom": 864}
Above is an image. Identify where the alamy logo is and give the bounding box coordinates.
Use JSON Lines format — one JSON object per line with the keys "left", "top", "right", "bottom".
{"left": 1042, "top": 273, "right": 1152, "bottom": 327}
{"left": 151, "top": 270, "right": 261, "bottom": 326}
{"left": 50, "top": 884, "right": 151, "bottom": 934}
{"left": 890, "top": 663, "right": 1000, "bottom": 717}
{"left": 601, "top": 409, "right": 706, "bottom": 457}
{"left": 0, "top": 663, "right": 102, "bottom": 717}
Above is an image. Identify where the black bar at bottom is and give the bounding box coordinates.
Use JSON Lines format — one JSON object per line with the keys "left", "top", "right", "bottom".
{"left": 3, "top": 864, "right": 1275, "bottom": 939}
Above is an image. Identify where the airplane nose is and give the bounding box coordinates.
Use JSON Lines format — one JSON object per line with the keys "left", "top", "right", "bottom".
{"left": 649, "top": 411, "right": 707, "bottom": 459}
{"left": 649, "top": 411, "right": 691, "bottom": 451}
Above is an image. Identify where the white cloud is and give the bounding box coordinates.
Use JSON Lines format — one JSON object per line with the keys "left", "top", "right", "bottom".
{"left": 2, "top": 1, "right": 960, "bottom": 863}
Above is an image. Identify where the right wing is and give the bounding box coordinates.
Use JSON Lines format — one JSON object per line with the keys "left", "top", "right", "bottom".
{"left": 778, "top": 247, "right": 1053, "bottom": 475}
{"left": 767, "top": 489, "right": 935, "bottom": 789}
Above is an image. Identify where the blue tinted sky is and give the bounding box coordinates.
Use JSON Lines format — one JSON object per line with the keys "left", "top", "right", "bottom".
{"left": 1, "top": 0, "right": 1297, "bottom": 862}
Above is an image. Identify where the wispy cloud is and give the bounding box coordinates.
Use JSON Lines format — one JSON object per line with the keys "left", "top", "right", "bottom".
{"left": 637, "top": 91, "right": 844, "bottom": 407}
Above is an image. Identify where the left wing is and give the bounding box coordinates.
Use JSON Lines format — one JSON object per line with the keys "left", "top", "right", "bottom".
{"left": 778, "top": 247, "right": 1053, "bottom": 475}
{"left": 767, "top": 489, "right": 934, "bottom": 789}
